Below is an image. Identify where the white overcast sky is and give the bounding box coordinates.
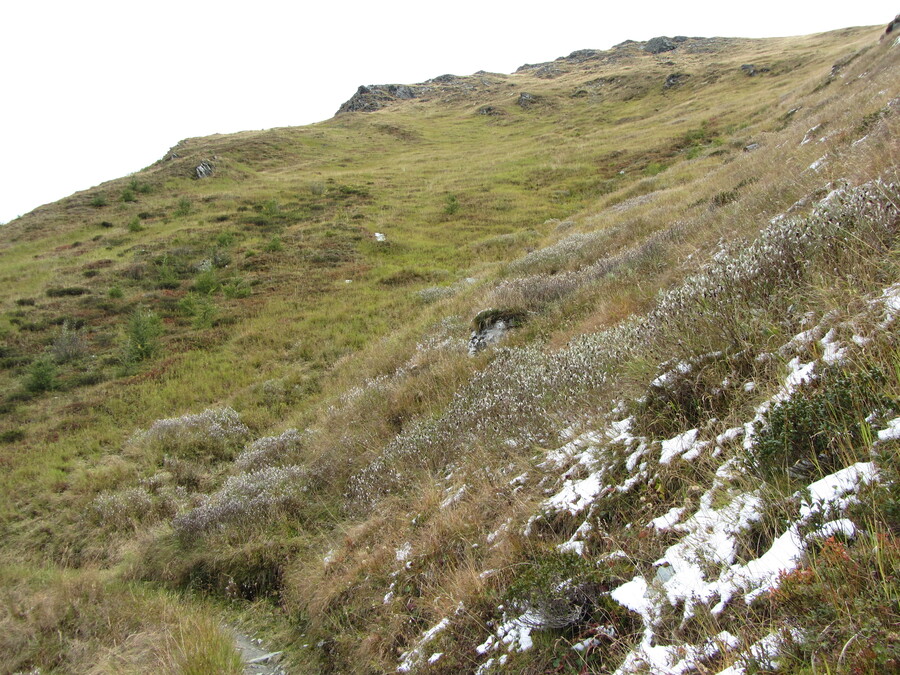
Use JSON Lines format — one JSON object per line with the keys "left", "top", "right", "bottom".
{"left": 0, "top": 1, "right": 895, "bottom": 224}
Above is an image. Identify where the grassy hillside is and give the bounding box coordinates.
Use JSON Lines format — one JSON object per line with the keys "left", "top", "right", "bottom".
{"left": 1, "top": 24, "right": 898, "bottom": 674}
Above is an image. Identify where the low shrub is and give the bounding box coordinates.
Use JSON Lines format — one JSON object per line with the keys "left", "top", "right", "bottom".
{"left": 750, "top": 366, "right": 894, "bottom": 482}
{"left": 173, "top": 464, "right": 307, "bottom": 536}
{"left": 24, "top": 358, "right": 57, "bottom": 393}
{"left": 46, "top": 286, "right": 89, "bottom": 297}
{"left": 222, "top": 278, "right": 251, "bottom": 299}
{"left": 175, "top": 197, "right": 192, "bottom": 217}
{"left": 472, "top": 307, "right": 528, "bottom": 332}
{"left": 123, "top": 308, "right": 162, "bottom": 364}
{"left": 193, "top": 269, "right": 220, "bottom": 295}
{"left": 131, "top": 407, "right": 250, "bottom": 463}
{"left": 51, "top": 321, "right": 88, "bottom": 363}
{"left": 0, "top": 429, "right": 25, "bottom": 443}
{"left": 235, "top": 428, "right": 306, "bottom": 471}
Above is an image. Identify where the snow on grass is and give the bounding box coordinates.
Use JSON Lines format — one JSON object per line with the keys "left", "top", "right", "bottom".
{"left": 476, "top": 611, "right": 539, "bottom": 657}
{"left": 466, "top": 276, "right": 900, "bottom": 674}
{"left": 659, "top": 428, "right": 700, "bottom": 464}
{"left": 877, "top": 416, "right": 900, "bottom": 442}
{"left": 398, "top": 618, "right": 451, "bottom": 673}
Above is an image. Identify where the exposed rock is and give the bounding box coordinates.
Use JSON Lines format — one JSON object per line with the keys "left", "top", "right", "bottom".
{"left": 683, "top": 37, "right": 739, "bottom": 54}
{"left": 644, "top": 37, "right": 677, "bottom": 54}
{"left": 468, "top": 320, "right": 509, "bottom": 355}
{"left": 560, "top": 49, "right": 604, "bottom": 63}
{"left": 664, "top": 73, "right": 688, "bottom": 89}
{"left": 195, "top": 161, "right": 214, "bottom": 179}
{"left": 744, "top": 143, "right": 760, "bottom": 152}
{"left": 741, "top": 64, "right": 771, "bottom": 77}
{"left": 883, "top": 14, "right": 900, "bottom": 40}
{"left": 467, "top": 308, "right": 526, "bottom": 355}
{"left": 429, "top": 74, "right": 459, "bottom": 83}
{"left": 518, "top": 92, "right": 539, "bottom": 109}
{"left": 516, "top": 62, "right": 564, "bottom": 78}
{"left": 476, "top": 105, "right": 505, "bottom": 116}
{"left": 337, "top": 84, "right": 423, "bottom": 114}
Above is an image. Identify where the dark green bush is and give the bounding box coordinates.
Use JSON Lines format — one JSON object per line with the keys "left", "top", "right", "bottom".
{"left": 473, "top": 307, "right": 528, "bottom": 332}
{"left": 0, "top": 429, "right": 25, "bottom": 443}
{"left": 444, "top": 194, "right": 460, "bottom": 215}
{"left": 123, "top": 308, "right": 162, "bottom": 363}
{"left": 46, "top": 287, "right": 90, "bottom": 297}
{"left": 193, "top": 269, "right": 220, "bottom": 295}
{"left": 506, "top": 549, "right": 638, "bottom": 635}
{"left": 175, "top": 197, "right": 192, "bottom": 217}
{"left": 750, "top": 366, "right": 894, "bottom": 482}
{"left": 25, "top": 358, "right": 57, "bottom": 393}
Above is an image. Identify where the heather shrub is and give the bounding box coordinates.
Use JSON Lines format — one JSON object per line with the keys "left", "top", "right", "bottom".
{"left": 505, "top": 231, "right": 610, "bottom": 276}
{"left": 91, "top": 487, "right": 158, "bottom": 528}
{"left": 131, "top": 407, "right": 250, "bottom": 462}
{"left": 51, "top": 320, "right": 88, "bottom": 363}
{"left": 417, "top": 285, "right": 457, "bottom": 303}
{"left": 173, "top": 465, "right": 308, "bottom": 537}
{"left": 349, "top": 181, "right": 900, "bottom": 510}
{"left": 235, "top": 428, "right": 307, "bottom": 471}
{"left": 488, "top": 222, "right": 684, "bottom": 311}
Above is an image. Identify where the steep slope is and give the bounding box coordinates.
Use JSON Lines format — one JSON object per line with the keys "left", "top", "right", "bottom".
{"left": 1, "top": 24, "right": 898, "bottom": 674}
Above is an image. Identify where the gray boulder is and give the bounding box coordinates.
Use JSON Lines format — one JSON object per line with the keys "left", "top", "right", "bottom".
{"left": 644, "top": 37, "right": 677, "bottom": 54}
{"left": 664, "top": 73, "right": 688, "bottom": 89}
{"left": 518, "top": 92, "right": 539, "bottom": 108}
{"left": 741, "top": 64, "right": 771, "bottom": 77}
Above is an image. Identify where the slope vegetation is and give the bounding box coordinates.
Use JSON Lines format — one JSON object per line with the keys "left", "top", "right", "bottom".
{"left": 1, "top": 24, "right": 898, "bottom": 674}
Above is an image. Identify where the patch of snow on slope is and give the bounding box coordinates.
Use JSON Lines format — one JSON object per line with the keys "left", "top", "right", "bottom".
{"left": 398, "top": 618, "right": 450, "bottom": 673}
{"left": 659, "top": 428, "right": 699, "bottom": 464}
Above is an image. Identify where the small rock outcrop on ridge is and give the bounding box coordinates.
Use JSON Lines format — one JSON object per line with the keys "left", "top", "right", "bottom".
{"left": 337, "top": 84, "right": 422, "bottom": 114}
{"left": 644, "top": 36, "right": 680, "bottom": 54}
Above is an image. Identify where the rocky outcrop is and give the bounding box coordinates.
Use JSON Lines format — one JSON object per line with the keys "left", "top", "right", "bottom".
{"left": 195, "top": 160, "right": 214, "bottom": 179}
{"left": 337, "top": 84, "right": 424, "bottom": 114}
{"left": 644, "top": 36, "right": 680, "bottom": 54}
{"left": 664, "top": 73, "right": 688, "bottom": 89}
{"left": 740, "top": 64, "right": 771, "bottom": 77}
{"left": 467, "top": 308, "right": 526, "bottom": 355}
{"left": 517, "top": 92, "right": 539, "bottom": 109}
